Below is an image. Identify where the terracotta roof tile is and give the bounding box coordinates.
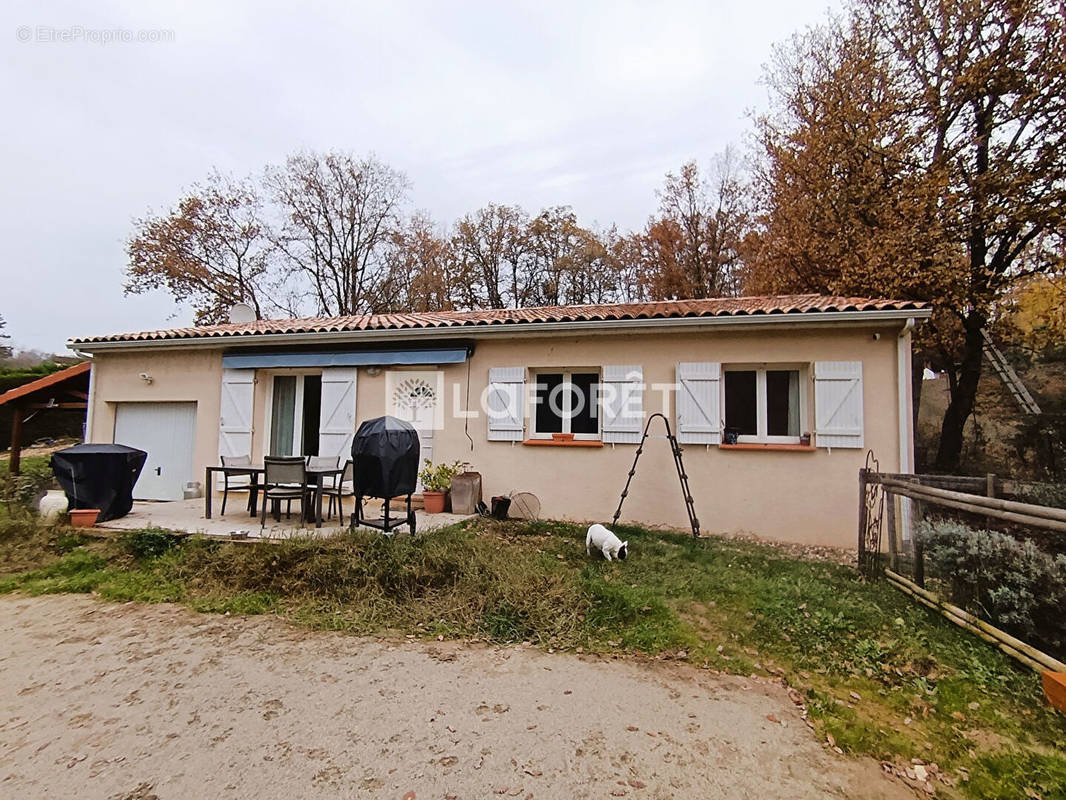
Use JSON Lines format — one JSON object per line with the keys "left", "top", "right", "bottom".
{"left": 69, "top": 295, "right": 929, "bottom": 345}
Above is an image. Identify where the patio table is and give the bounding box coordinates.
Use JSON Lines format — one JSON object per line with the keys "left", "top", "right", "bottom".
{"left": 204, "top": 463, "right": 344, "bottom": 528}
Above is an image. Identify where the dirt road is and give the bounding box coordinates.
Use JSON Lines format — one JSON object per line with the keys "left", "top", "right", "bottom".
{"left": 0, "top": 594, "right": 910, "bottom": 799}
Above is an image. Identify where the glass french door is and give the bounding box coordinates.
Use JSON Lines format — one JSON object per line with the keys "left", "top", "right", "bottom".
{"left": 268, "top": 374, "right": 322, "bottom": 457}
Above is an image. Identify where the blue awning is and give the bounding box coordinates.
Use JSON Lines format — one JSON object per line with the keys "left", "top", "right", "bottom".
{"left": 221, "top": 348, "right": 469, "bottom": 369}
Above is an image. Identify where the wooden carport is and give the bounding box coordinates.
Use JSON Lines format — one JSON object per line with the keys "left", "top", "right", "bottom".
{"left": 0, "top": 361, "right": 91, "bottom": 474}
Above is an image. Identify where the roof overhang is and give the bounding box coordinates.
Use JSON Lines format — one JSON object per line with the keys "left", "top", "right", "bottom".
{"left": 221, "top": 347, "right": 470, "bottom": 369}
{"left": 70, "top": 308, "right": 932, "bottom": 353}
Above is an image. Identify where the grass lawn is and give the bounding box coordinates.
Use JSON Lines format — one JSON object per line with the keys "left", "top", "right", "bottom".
{"left": 0, "top": 516, "right": 1063, "bottom": 799}
{"left": 0, "top": 453, "right": 52, "bottom": 474}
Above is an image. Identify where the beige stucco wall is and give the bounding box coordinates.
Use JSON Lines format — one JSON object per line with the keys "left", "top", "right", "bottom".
{"left": 86, "top": 349, "right": 224, "bottom": 486}
{"left": 86, "top": 323, "right": 909, "bottom": 548}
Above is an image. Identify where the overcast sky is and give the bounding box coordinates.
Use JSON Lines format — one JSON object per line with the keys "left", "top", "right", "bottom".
{"left": 2, "top": 0, "right": 838, "bottom": 354}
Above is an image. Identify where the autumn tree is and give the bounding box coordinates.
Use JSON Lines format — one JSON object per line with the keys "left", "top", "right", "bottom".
{"left": 632, "top": 154, "right": 749, "bottom": 300}
{"left": 265, "top": 151, "right": 410, "bottom": 316}
{"left": 126, "top": 172, "right": 276, "bottom": 324}
{"left": 1000, "top": 272, "right": 1066, "bottom": 356}
{"left": 451, "top": 204, "right": 534, "bottom": 309}
{"left": 377, "top": 213, "right": 462, "bottom": 312}
{"left": 566, "top": 224, "right": 631, "bottom": 305}
{"left": 748, "top": 0, "right": 1066, "bottom": 471}
{"left": 526, "top": 207, "right": 626, "bottom": 305}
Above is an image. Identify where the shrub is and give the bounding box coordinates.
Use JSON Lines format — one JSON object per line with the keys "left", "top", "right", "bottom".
{"left": 0, "top": 460, "right": 57, "bottom": 512}
{"left": 1012, "top": 480, "right": 1066, "bottom": 510}
{"left": 917, "top": 519, "right": 1066, "bottom": 657}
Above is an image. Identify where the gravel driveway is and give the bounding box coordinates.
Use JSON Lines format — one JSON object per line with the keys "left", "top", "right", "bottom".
{"left": 0, "top": 594, "right": 911, "bottom": 799}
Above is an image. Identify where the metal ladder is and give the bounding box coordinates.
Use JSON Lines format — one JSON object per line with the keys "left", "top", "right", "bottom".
{"left": 981, "top": 330, "right": 1042, "bottom": 415}
{"left": 611, "top": 413, "right": 700, "bottom": 538}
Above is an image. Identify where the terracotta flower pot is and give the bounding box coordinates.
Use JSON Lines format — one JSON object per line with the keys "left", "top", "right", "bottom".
{"left": 422, "top": 491, "right": 447, "bottom": 514}
{"left": 69, "top": 508, "right": 101, "bottom": 528}
{"left": 1044, "top": 671, "right": 1066, "bottom": 714}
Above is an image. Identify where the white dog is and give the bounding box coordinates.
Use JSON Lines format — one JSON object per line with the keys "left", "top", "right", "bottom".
{"left": 586, "top": 523, "right": 628, "bottom": 561}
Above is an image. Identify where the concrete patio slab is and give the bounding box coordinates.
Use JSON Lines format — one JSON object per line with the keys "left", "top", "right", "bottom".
{"left": 96, "top": 498, "right": 471, "bottom": 539}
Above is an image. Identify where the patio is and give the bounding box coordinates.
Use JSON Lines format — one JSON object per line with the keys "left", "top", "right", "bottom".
{"left": 97, "top": 498, "right": 471, "bottom": 540}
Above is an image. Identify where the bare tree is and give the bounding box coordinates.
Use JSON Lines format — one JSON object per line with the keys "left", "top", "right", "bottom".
{"left": 452, "top": 204, "right": 534, "bottom": 308}
{"left": 0, "top": 314, "right": 11, "bottom": 359}
{"left": 376, "top": 212, "right": 462, "bottom": 312}
{"left": 125, "top": 172, "right": 276, "bottom": 324}
{"left": 629, "top": 153, "right": 749, "bottom": 300}
{"left": 265, "top": 151, "right": 410, "bottom": 316}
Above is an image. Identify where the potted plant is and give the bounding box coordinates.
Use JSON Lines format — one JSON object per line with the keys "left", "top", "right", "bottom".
{"left": 418, "top": 459, "right": 467, "bottom": 513}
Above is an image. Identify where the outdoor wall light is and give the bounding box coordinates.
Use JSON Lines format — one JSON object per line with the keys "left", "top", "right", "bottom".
{"left": 138, "top": 372, "right": 154, "bottom": 384}
{"left": 366, "top": 366, "right": 382, "bottom": 377}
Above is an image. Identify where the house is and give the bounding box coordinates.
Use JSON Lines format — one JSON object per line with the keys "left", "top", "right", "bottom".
{"left": 68, "top": 294, "right": 930, "bottom": 547}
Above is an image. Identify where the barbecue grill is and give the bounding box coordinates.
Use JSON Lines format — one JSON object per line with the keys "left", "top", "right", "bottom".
{"left": 349, "top": 415, "right": 420, "bottom": 535}
{"left": 50, "top": 443, "right": 147, "bottom": 522}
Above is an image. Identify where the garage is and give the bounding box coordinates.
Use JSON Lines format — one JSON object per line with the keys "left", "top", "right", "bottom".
{"left": 113, "top": 402, "right": 197, "bottom": 501}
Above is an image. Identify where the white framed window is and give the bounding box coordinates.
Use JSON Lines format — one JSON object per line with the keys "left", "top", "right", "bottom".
{"left": 531, "top": 371, "right": 601, "bottom": 440}
{"left": 723, "top": 365, "right": 808, "bottom": 444}
{"left": 265, "top": 371, "right": 322, "bottom": 456}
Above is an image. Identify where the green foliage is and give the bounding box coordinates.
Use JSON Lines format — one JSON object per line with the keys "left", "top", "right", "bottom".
{"left": 0, "top": 361, "right": 67, "bottom": 384}
{"left": 416, "top": 459, "right": 467, "bottom": 492}
{"left": 120, "top": 528, "right": 183, "bottom": 559}
{"left": 0, "top": 459, "right": 56, "bottom": 512}
{"left": 1012, "top": 480, "right": 1066, "bottom": 510}
{"left": 918, "top": 519, "right": 1066, "bottom": 656}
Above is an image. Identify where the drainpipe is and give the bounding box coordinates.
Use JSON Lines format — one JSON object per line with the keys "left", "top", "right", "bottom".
{"left": 73, "top": 350, "right": 94, "bottom": 443}
{"left": 897, "top": 319, "right": 915, "bottom": 539}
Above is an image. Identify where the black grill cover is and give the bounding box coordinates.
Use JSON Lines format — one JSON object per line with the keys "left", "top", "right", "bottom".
{"left": 50, "top": 444, "right": 147, "bottom": 522}
{"left": 351, "top": 416, "right": 420, "bottom": 499}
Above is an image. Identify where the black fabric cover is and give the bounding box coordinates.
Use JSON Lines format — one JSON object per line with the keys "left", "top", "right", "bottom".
{"left": 351, "top": 416, "right": 420, "bottom": 499}
{"left": 50, "top": 444, "right": 147, "bottom": 522}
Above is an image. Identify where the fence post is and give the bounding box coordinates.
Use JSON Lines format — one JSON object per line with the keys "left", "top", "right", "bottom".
{"left": 886, "top": 489, "right": 898, "bottom": 571}
{"left": 858, "top": 468, "right": 869, "bottom": 569}
{"left": 913, "top": 500, "right": 925, "bottom": 588}
{"left": 986, "top": 473, "right": 996, "bottom": 529}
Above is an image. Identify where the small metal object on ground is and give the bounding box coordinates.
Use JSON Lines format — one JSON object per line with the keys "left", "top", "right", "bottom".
{"left": 508, "top": 492, "right": 541, "bottom": 520}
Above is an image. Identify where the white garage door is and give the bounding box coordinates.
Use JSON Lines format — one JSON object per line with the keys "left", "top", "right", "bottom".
{"left": 114, "top": 402, "right": 197, "bottom": 501}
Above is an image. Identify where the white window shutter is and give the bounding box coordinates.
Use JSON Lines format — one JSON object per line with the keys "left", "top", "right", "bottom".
{"left": 676, "top": 362, "right": 721, "bottom": 444}
{"left": 814, "top": 361, "right": 864, "bottom": 448}
{"left": 319, "top": 367, "right": 358, "bottom": 458}
{"left": 602, "top": 365, "right": 644, "bottom": 444}
{"left": 487, "top": 367, "right": 525, "bottom": 442}
{"left": 218, "top": 369, "right": 255, "bottom": 488}
{"left": 219, "top": 369, "right": 254, "bottom": 459}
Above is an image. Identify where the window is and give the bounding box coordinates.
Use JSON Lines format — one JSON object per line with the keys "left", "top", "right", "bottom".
{"left": 532, "top": 371, "right": 601, "bottom": 439}
{"left": 724, "top": 366, "right": 804, "bottom": 443}
{"left": 268, "top": 373, "right": 321, "bottom": 456}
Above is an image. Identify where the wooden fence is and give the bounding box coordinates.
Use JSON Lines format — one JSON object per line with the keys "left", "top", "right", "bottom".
{"left": 858, "top": 468, "right": 1066, "bottom": 674}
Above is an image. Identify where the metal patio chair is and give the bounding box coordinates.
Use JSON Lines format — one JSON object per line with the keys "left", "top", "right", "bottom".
{"left": 260, "top": 456, "right": 313, "bottom": 526}
{"left": 322, "top": 459, "right": 354, "bottom": 522}
{"left": 219, "top": 454, "right": 255, "bottom": 515}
